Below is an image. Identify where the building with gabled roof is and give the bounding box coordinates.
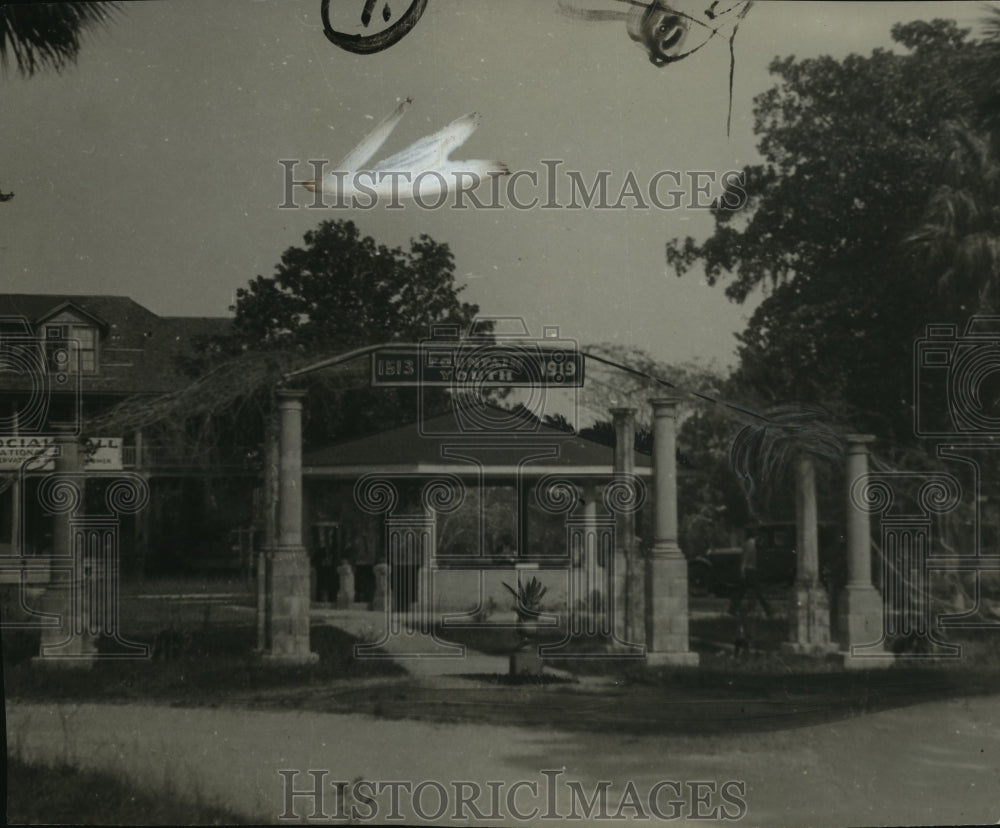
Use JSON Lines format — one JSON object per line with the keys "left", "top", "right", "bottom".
{"left": 0, "top": 294, "right": 250, "bottom": 575}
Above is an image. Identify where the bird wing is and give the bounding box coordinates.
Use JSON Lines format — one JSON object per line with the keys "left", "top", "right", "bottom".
{"left": 408, "top": 160, "right": 510, "bottom": 200}
{"left": 335, "top": 97, "right": 413, "bottom": 171}
{"left": 371, "top": 112, "right": 480, "bottom": 174}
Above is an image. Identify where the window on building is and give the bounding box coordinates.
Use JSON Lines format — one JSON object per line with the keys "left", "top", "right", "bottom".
{"left": 44, "top": 324, "right": 98, "bottom": 374}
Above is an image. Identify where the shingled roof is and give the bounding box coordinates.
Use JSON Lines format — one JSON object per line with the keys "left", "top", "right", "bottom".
{"left": 0, "top": 294, "right": 231, "bottom": 395}
{"left": 304, "top": 406, "right": 653, "bottom": 478}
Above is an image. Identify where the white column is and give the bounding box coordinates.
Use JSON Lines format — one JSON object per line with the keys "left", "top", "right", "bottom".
{"left": 838, "top": 434, "right": 883, "bottom": 662}
{"left": 646, "top": 397, "right": 697, "bottom": 666}
{"left": 264, "top": 390, "right": 317, "bottom": 664}
{"left": 784, "top": 455, "right": 834, "bottom": 653}
{"left": 611, "top": 407, "right": 643, "bottom": 644}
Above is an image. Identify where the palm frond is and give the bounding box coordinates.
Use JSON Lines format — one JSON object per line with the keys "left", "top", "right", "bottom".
{"left": 0, "top": 2, "right": 120, "bottom": 77}
{"left": 729, "top": 404, "right": 845, "bottom": 503}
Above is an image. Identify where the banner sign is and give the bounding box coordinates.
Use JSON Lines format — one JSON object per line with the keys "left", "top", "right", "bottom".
{"left": 0, "top": 437, "right": 123, "bottom": 471}
{"left": 371, "top": 345, "right": 585, "bottom": 388}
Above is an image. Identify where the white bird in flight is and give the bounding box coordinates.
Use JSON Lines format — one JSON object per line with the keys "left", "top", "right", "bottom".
{"left": 303, "top": 98, "right": 509, "bottom": 201}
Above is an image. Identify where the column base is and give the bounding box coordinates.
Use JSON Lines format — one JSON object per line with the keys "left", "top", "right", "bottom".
{"left": 31, "top": 654, "right": 96, "bottom": 670}
{"left": 266, "top": 544, "right": 314, "bottom": 663}
{"left": 787, "top": 585, "right": 833, "bottom": 652}
{"left": 838, "top": 651, "right": 895, "bottom": 670}
{"left": 261, "top": 651, "right": 320, "bottom": 666}
{"left": 645, "top": 548, "right": 693, "bottom": 656}
{"left": 646, "top": 650, "right": 700, "bottom": 667}
{"left": 836, "top": 584, "right": 884, "bottom": 652}
{"left": 780, "top": 641, "right": 840, "bottom": 657}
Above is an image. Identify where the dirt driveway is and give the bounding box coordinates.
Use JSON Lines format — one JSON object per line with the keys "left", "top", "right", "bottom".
{"left": 8, "top": 693, "right": 999, "bottom": 826}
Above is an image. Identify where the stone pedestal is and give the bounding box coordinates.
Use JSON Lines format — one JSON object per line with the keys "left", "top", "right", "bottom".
{"left": 645, "top": 552, "right": 699, "bottom": 666}
{"left": 645, "top": 397, "right": 698, "bottom": 667}
{"left": 836, "top": 584, "right": 884, "bottom": 666}
{"left": 510, "top": 648, "right": 545, "bottom": 676}
{"left": 264, "top": 547, "right": 317, "bottom": 664}
{"left": 336, "top": 561, "right": 354, "bottom": 609}
{"left": 784, "top": 586, "right": 834, "bottom": 655}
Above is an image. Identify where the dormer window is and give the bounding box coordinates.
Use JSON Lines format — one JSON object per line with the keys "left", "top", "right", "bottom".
{"left": 45, "top": 323, "right": 98, "bottom": 374}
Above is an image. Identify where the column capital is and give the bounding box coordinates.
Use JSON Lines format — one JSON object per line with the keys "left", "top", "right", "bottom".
{"left": 649, "top": 396, "right": 682, "bottom": 413}
{"left": 845, "top": 433, "right": 876, "bottom": 449}
{"left": 609, "top": 406, "right": 638, "bottom": 418}
{"left": 277, "top": 388, "right": 308, "bottom": 405}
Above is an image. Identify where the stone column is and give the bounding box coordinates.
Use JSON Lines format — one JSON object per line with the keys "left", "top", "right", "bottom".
{"left": 838, "top": 434, "right": 882, "bottom": 662}
{"left": 264, "top": 390, "right": 317, "bottom": 664}
{"left": 256, "top": 421, "right": 278, "bottom": 652}
{"left": 645, "top": 398, "right": 698, "bottom": 666}
{"left": 611, "top": 407, "right": 643, "bottom": 644}
{"left": 785, "top": 455, "right": 833, "bottom": 653}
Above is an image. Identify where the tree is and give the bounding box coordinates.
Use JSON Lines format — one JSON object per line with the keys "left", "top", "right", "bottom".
{"left": 906, "top": 6, "right": 1000, "bottom": 315}
{"left": 1, "top": 2, "right": 121, "bottom": 201}
{"left": 961, "top": 3, "right": 1000, "bottom": 132}
{"left": 906, "top": 121, "right": 1000, "bottom": 313}
{"left": 226, "top": 220, "right": 481, "bottom": 354}
{"left": 666, "top": 19, "right": 995, "bottom": 448}
{"left": 211, "top": 219, "right": 485, "bottom": 446}
{"left": 93, "top": 219, "right": 486, "bottom": 453}
{"left": 89, "top": 220, "right": 486, "bottom": 576}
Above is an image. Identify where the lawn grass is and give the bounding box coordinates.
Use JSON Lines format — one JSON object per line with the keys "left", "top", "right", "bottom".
{"left": 6, "top": 758, "right": 258, "bottom": 825}
{"left": 5, "top": 622, "right": 405, "bottom": 706}
{"left": 7, "top": 576, "right": 1000, "bottom": 734}
{"left": 3, "top": 575, "right": 405, "bottom": 705}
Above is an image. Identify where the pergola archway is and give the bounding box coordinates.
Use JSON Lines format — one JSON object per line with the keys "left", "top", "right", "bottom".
{"left": 258, "top": 338, "right": 700, "bottom": 666}
{"left": 258, "top": 341, "right": 887, "bottom": 667}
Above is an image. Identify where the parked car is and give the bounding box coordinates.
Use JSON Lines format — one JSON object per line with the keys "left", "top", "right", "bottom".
{"left": 688, "top": 522, "right": 846, "bottom": 597}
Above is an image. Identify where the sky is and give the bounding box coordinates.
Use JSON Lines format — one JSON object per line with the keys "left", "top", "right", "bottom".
{"left": 0, "top": 0, "right": 991, "bottom": 370}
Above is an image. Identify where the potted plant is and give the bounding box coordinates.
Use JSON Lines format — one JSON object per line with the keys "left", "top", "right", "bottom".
{"left": 503, "top": 576, "right": 548, "bottom": 676}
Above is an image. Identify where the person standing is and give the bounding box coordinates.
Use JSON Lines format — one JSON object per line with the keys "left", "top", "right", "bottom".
{"left": 729, "top": 525, "right": 772, "bottom": 618}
